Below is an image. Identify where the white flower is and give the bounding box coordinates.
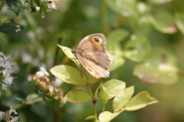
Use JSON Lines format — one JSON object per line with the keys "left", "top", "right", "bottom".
{"left": 53, "top": 78, "right": 63, "bottom": 86}
{"left": 21, "top": 51, "right": 32, "bottom": 63}
{"left": 2, "top": 84, "right": 8, "bottom": 90}
{"left": 0, "top": 52, "right": 18, "bottom": 92}
{"left": 9, "top": 107, "right": 19, "bottom": 122}
{"left": 27, "top": 75, "right": 33, "bottom": 81}
{"left": 36, "top": 66, "right": 49, "bottom": 77}
{"left": 9, "top": 107, "right": 17, "bottom": 115}
{"left": 49, "top": 86, "right": 54, "bottom": 92}
{"left": 47, "top": 0, "right": 58, "bottom": 9}
{"left": 0, "top": 111, "right": 5, "bottom": 121}
{"left": 10, "top": 116, "right": 19, "bottom": 122}
{"left": 0, "top": 107, "right": 19, "bottom": 122}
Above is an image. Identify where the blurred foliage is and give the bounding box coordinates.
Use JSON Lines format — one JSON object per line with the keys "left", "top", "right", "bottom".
{"left": 1, "top": 0, "right": 184, "bottom": 122}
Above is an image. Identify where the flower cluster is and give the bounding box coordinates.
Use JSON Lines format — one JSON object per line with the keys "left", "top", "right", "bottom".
{"left": 0, "top": 107, "right": 20, "bottom": 122}
{"left": 28, "top": 66, "right": 65, "bottom": 107}
{"left": 0, "top": 52, "right": 17, "bottom": 95}
{"left": 25, "top": 0, "right": 59, "bottom": 16}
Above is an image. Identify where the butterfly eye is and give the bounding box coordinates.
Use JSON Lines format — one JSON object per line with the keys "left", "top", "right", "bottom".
{"left": 94, "top": 37, "right": 99, "bottom": 42}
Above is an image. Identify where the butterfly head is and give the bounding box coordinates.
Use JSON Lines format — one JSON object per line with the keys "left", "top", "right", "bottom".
{"left": 89, "top": 34, "right": 106, "bottom": 50}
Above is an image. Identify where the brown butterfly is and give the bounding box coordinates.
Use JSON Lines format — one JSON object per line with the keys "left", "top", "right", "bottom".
{"left": 72, "top": 33, "right": 112, "bottom": 78}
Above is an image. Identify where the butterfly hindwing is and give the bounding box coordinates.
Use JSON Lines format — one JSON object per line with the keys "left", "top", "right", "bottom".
{"left": 76, "top": 54, "right": 110, "bottom": 78}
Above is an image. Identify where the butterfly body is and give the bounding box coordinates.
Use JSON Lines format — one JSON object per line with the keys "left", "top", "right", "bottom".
{"left": 73, "top": 33, "right": 112, "bottom": 78}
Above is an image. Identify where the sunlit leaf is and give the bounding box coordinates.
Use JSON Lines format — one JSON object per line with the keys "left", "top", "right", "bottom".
{"left": 66, "top": 89, "right": 92, "bottom": 103}
{"left": 6, "top": 0, "right": 24, "bottom": 16}
{"left": 50, "top": 65, "right": 97, "bottom": 85}
{"left": 134, "top": 48, "right": 178, "bottom": 85}
{"left": 107, "top": 0, "right": 139, "bottom": 17}
{"left": 149, "top": 9, "right": 176, "bottom": 33}
{"left": 125, "top": 91, "right": 158, "bottom": 111}
{"left": 95, "top": 83, "right": 108, "bottom": 105}
{"left": 57, "top": 45, "right": 98, "bottom": 83}
{"left": 0, "top": 23, "right": 23, "bottom": 34}
{"left": 134, "top": 63, "right": 178, "bottom": 85}
{"left": 110, "top": 54, "right": 125, "bottom": 71}
{"left": 57, "top": 45, "right": 80, "bottom": 67}
{"left": 26, "top": 94, "right": 41, "bottom": 101}
{"left": 175, "top": 12, "right": 184, "bottom": 35}
{"left": 124, "top": 35, "right": 151, "bottom": 62}
{"left": 103, "top": 79, "right": 126, "bottom": 99}
{"left": 98, "top": 111, "right": 120, "bottom": 122}
{"left": 113, "top": 86, "right": 134, "bottom": 112}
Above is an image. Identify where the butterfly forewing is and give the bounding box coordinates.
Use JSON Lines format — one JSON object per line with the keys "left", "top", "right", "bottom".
{"left": 75, "top": 33, "right": 112, "bottom": 78}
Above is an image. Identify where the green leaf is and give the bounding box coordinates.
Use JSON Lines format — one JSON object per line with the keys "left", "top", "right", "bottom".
{"left": 133, "top": 48, "right": 178, "bottom": 85}
{"left": 26, "top": 94, "right": 41, "bottom": 101}
{"left": 103, "top": 79, "right": 126, "bottom": 99}
{"left": 107, "top": 29, "right": 129, "bottom": 42}
{"left": 85, "top": 115, "right": 96, "bottom": 121}
{"left": 58, "top": 45, "right": 100, "bottom": 80}
{"left": 107, "top": 30, "right": 127, "bottom": 71}
{"left": 148, "top": 0, "right": 172, "bottom": 4}
{"left": 50, "top": 65, "right": 97, "bottom": 86}
{"left": 125, "top": 91, "right": 158, "bottom": 111}
{"left": 6, "top": 0, "right": 24, "bottom": 16}
{"left": 95, "top": 83, "right": 108, "bottom": 105}
{"left": 57, "top": 45, "right": 80, "bottom": 67}
{"left": 110, "top": 54, "right": 125, "bottom": 71}
{"left": 107, "top": 0, "right": 139, "bottom": 17}
{"left": 0, "top": 23, "right": 23, "bottom": 34}
{"left": 98, "top": 111, "right": 120, "bottom": 122}
{"left": 66, "top": 89, "right": 92, "bottom": 103}
{"left": 124, "top": 35, "right": 151, "bottom": 62}
{"left": 113, "top": 86, "right": 134, "bottom": 112}
{"left": 137, "top": 2, "right": 150, "bottom": 14}
{"left": 135, "top": 13, "right": 152, "bottom": 35}
{"left": 149, "top": 9, "right": 176, "bottom": 33}
{"left": 175, "top": 12, "right": 184, "bottom": 35}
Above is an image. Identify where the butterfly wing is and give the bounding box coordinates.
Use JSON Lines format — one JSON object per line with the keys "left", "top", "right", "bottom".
{"left": 76, "top": 53, "right": 110, "bottom": 78}
{"left": 76, "top": 33, "right": 112, "bottom": 78}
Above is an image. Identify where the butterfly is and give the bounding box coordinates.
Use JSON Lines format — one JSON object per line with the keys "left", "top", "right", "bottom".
{"left": 72, "top": 33, "right": 112, "bottom": 78}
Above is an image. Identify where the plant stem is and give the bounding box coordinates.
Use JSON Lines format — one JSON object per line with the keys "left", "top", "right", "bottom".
{"left": 102, "top": 0, "right": 107, "bottom": 34}
{"left": 53, "top": 36, "right": 62, "bottom": 66}
{"left": 0, "top": 0, "right": 6, "bottom": 12}
{"left": 86, "top": 83, "right": 98, "bottom": 121}
{"left": 1, "top": 14, "right": 16, "bottom": 24}
{"left": 13, "top": 98, "right": 43, "bottom": 110}
{"left": 22, "top": 12, "right": 41, "bottom": 40}
{"left": 102, "top": 105, "right": 105, "bottom": 111}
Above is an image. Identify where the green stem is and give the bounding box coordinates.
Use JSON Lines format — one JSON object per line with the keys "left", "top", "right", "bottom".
{"left": 102, "top": 0, "right": 107, "bottom": 34}
{"left": 86, "top": 83, "right": 98, "bottom": 121}
{"left": 0, "top": 0, "right": 6, "bottom": 12}
{"left": 1, "top": 14, "right": 16, "bottom": 24}
{"left": 102, "top": 105, "right": 105, "bottom": 111}
{"left": 13, "top": 98, "right": 43, "bottom": 110}
{"left": 22, "top": 12, "right": 41, "bottom": 40}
